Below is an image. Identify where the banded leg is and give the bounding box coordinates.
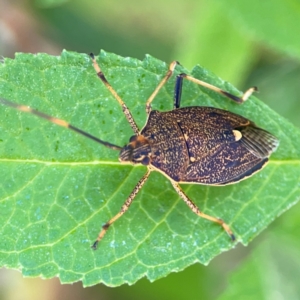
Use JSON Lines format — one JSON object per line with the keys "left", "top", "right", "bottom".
{"left": 90, "top": 53, "right": 139, "bottom": 134}
{"left": 145, "top": 61, "right": 179, "bottom": 114}
{"left": 174, "top": 73, "right": 257, "bottom": 109}
{"left": 170, "top": 180, "right": 235, "bottom": 240}
{"left": 91, "top": 169, "right": 151, "bottom": 249}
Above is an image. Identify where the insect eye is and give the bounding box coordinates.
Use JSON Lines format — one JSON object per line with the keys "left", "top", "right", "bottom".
{"left": 129, "top": 135, "right": 138, "bottom": 142}
{"left": 141, "top": 156, "right": 150, "bottom": 165}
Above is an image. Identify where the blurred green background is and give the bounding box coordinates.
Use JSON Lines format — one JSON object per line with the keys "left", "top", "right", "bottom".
{"left": 0, "top": 0, "right": 299, "bottom": 299}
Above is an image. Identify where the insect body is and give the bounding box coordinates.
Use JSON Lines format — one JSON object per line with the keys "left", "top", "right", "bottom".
{"left": 128, "top": 107, "right": 274, "bottom": 185}
{"left": 0, "top": 53, "right": 279, "bottom": 249}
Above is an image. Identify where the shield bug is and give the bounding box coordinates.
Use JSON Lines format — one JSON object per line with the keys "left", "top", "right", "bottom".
{"left": 0, "top": 53, "right": 279, "bottom": 249}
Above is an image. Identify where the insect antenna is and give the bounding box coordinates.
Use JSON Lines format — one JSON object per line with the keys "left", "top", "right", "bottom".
{"left": 0, "top": 98, "right": 122, "bottom": 151}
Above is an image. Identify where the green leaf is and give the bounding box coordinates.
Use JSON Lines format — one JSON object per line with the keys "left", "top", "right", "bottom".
{"left": 217, "top": 236, "right": 300, "bottom": 299}
{"left": 0, "top": 50, "right": 299, "bottom": 286}
{"left": 216, "top": 0, "right": 300, "bottom": 58}
{"left": 217, "top": 203, "right": 300, "bottom": 299}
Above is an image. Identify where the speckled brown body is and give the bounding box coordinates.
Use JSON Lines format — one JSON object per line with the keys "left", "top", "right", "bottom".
{"left": 140, "top": 107, "right": 270, "bottom": 185}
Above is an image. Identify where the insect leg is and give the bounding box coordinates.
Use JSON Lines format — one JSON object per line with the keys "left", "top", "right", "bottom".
{"left": 91, "top": 169, "right": 151, "bottom": 249}
{"left": 90, "top": 53, "right": 139, "bottom": 134}
{"left": 170, "top": 180, "right": 235, "bottom": 241}
{"left": 145, "top": 61, "right": 179, "bottom": 114}
{"left": 177, "top": 73, "right": 257, "bottom": 104}
{"left": 174, "top": 75, "right": 183, "bottom": 109}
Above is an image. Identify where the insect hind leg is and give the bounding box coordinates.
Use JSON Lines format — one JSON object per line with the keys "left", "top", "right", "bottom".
{"left": 170, "top": 180, "right": 235, "bottom": 241}
{"left": 176, "top": 73, "right": 257, "bottom": 105}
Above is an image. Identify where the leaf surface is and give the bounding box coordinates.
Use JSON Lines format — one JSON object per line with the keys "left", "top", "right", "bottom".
{"left": 0, "top": 51, "right": 299, "bottom": 286}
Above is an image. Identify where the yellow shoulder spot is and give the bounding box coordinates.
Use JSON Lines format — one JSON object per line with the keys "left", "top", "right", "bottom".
{"left": 232, "top": 129, "right": 242, "bottom": 141}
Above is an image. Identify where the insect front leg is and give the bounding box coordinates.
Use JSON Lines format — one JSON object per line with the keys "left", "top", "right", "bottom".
{"left": 91, "top": 169, "right": 151, "bottom": 249}
{"left": 90, "top": 53, "right": 139, "bottom": 134}
{"left": 174, "top": 73, "right": 257, "bottom": 106}
{"left": 170, "top": 180, "right": 235, "bottom": 241}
